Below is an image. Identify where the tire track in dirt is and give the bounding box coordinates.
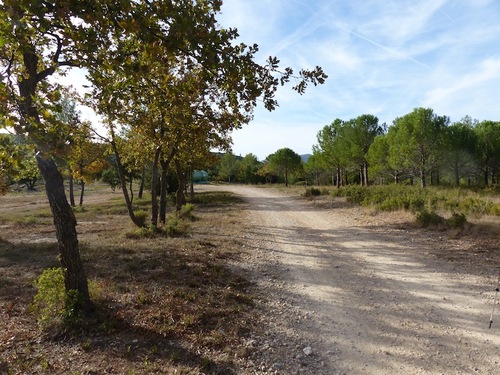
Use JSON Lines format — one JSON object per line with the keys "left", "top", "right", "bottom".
{"left": 199, "top": 184, "right": 500, "bottom": 374}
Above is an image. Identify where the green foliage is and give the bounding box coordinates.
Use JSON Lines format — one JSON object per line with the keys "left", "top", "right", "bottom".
{"left": 416, "top": 210, "right": 444, "bottom": 227}
{"left": 237, "top": 153, "right": 263, "bottom": 183}
{"left": 446, "top": 213, "right": 467, "bottom": 229}
{"left": 133, "top": 210, "right": 148, "bottom": 227}
{"left": 101, "top": 168, "right": 120, "bottom": 192}
{"left": 331, "top": 185, "right": 499, "bottom": 217}
{"left": 178, "top": 203, "right": 196, "bottom": 221}
{"left": 164, "top": 215, "right": 185, "bottom": 237}
{"left": 217, "top": 153, "right": 240, "bottom": 183}
{"left": 31, "top": 267, "right": 85, "bottom": 330}
{"left": 303, "top": 187, "right": 322, "bottom": 197}
{"left": 268, "top": 148, "right": 303, "bottom": 186}
{"left": 126, "top": 205, "right": 194, "bottom": 238}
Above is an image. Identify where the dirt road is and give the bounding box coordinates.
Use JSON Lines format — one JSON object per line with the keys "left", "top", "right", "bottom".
{"left": 200, "top": 184, "right": 500, "bottom": 374}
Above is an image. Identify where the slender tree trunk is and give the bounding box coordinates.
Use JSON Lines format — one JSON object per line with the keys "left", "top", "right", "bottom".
{"left": 36, "top": 155, "right": 92, "bottom": 314}
{"left": 109, "top": 124, "right": 142, "bottom": 227}
{"left": 420, "top": 168, "right": 427, "bottom": 188}
{"left": 151, "top": 148, "right": 161, "bottom": 227}
{"left": 159, "top": 162, "right": 168, "bottom": 224}
{"left": 69, "top": 173, "right": 75, "bottom": 206}
{"left": 174, "top": 159, "right": 186, "bottom": 211}
{"left": 128, "top": 174, "right": 134, "bottom": 204}
{"left": 455, "top": 165, "right": 460, "bottom": 187}
{"left": 363, "top": 162, "right": 369, "bottom": 186}
{"left": 79, "top": 180, "right": 85, "bottom": 206}
{"left": 138, "top": 166, "right": 145, "bottom": 199}
{"left": 189, "top": 167, "right": 195, "bottom": 200}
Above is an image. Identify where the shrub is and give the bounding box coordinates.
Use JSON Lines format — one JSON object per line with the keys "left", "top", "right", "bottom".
{"left": 344, "top": 186, "right": 366, "bottom": 204}
{"left": 303, "top": 187, "right": 321, "bottom": 197}
{"left": 416, "top": 210, "right": 444, "bottom": 228}
{"left": 446, "top": 213, "right": 467, "bottom": 229}
{"left": 134, "top": 210, "right": 148, "bottom": 227}
{"left": 31, "top": 267, "right": 85, "bottom": 329}
{"left": 178, "top": 203, "right": 196, "bottom": 221}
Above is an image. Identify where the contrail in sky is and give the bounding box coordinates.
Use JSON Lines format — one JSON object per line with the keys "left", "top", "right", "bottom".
{"left": 337, "top": 24, "right": 430, "bottom": 70}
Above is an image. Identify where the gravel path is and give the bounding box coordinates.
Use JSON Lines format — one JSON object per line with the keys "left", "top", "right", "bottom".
{"left": 199, "top": 184, "right": 500, "bottom": 374}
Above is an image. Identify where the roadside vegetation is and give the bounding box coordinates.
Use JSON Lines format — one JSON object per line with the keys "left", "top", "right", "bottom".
{"left": 302, "top": 184, "right": 499, "bottom": 231}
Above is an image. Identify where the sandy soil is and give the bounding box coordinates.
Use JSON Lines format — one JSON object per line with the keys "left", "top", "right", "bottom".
{"left": 198, "top": 184, "right": 500, "bottom": 375}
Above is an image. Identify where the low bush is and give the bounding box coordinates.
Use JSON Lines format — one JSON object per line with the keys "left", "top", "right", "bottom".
{"left": 446, "top": 212, "right": 467, "bottom": 229}
{"left": 328, "top": 184, "right": 499, "bottom": 218}
{"left": 31, "top": 267, "right": 86, "bottom": 330}
{"left": 133, "top": 210, "right": 148, "bottom": 227}
{"left": 178, "top": 203, "right": 196, "bottom": 221}
{"left": 303, "top": 187, "right": 321, "bottom": 197}
{"left": 416, "top": 209, "right": 444, "bottom": 228}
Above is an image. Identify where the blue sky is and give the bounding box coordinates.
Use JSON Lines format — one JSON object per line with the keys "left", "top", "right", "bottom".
{"left": 216, "top": 0, "right": 500, "bottom": 160}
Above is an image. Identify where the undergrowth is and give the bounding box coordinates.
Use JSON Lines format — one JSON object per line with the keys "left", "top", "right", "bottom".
{"left": 331, "top": 185, "right": 500, "bottom": 217}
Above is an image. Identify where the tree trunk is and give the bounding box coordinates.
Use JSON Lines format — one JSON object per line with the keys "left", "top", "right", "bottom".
{"left": 69, "top": 174, "right": 75, "bottom": 207}
{"left": 363, "top": 162, "right": 369, "bottom": 186}
{"left": 79, "top": 180, "right": 85, "bottom": 206}
{"left": 151, "top": 148, "right": 161, "bottom": 227}
{"left": 420, "top": 168, "right": 427, "bottom": 188}
{"left": 159, "top": 162, "right": 168, "bottom": 224}
{"left": 109, "top": 124, "right": 143, "bottom": 227}
{"left": 138, "top": 166, "right": 145, "bottom": 199}
{"left": 174, "top": 159, "right": 186, "bottom": 211}
{"left": 36, "top": 155, "right": 92, "bottom": 314}
{"left": 189, "top": 167, "right": 195, "bottom": 201}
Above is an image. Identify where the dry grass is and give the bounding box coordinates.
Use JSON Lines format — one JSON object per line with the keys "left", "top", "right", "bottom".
{"left": 0, "top": 184, "right": 255, "bottom": 374}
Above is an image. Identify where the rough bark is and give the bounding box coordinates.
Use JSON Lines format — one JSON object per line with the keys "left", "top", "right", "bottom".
{"left": 36, "top": 155, "right": 92, "bottom": 313}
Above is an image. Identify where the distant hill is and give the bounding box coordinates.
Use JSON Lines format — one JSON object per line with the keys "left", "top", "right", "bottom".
{"left": 301, "top": 154, "right": 312, "bottom": 162}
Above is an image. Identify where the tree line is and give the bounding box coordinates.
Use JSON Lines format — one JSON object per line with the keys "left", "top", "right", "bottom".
{"left": 310, "top": 108, "right": 499, "bottom": 188}
{"left": 211, "top": 108, "right": 499, "bottom": 189}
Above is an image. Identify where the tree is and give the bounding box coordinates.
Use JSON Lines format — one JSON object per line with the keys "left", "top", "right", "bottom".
{"left": 313, "top": 119, "right": 347, "bottom": 187}
{"left": 444, "top": 117, "right": 478, "bottom": 186}
{"left": 388, "top": 108, "right": 449, "bottom": 188}
{"left": 345, "top": 115, "right": 385, "bottom": 185}
{"left": 218, "top": 152, "right": 240, "bottom": 183}
{"left": 367, "top": 134, "right": 392, "bottom": 184}
{"left": 304, "top": 153, "right": 327, "bottom": 185}
{"left": 268, "top": 148, "right": 303, "bottom": 187}
{"left": 474, "top": 120, "right": 500, "bottom": 186}
{"left": 238, "top": 153, "right": 262, "bottom": 184}
{"left": 68, "top": 123, "right": 108, "bottom": 205}
{"left": 0, "top": 133, "right": 21, "bottom": 194}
